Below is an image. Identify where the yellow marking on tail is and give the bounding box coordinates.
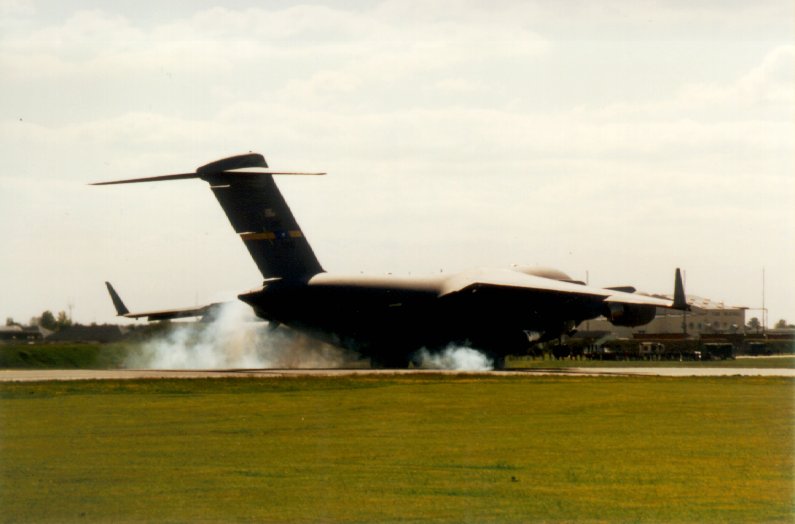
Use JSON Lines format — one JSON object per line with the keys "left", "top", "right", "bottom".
{"left": 240, "top": 230, "right": 303, "bottom": 241}
{"left": 240, "top": 232, "right": 276, "bottom": 241}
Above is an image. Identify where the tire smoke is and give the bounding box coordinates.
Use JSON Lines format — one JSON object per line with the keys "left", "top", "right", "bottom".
{"left": 414, "top": 345, "right": 494, "bottom": 371}
{"left": 124, "top": 302, "right": 358, "bottom": 369}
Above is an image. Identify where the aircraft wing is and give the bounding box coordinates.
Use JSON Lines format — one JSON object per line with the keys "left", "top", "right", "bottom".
{"left": 105, "top": 282, "right": 225, "bottom": 321}
{"left": 117, "top": 304, "right": 224, "bottom": 322}
{"left": 602, "top": 293, "right": 674, "bottom": 307}
{"left": 439, "top": 268, "right": 687, "bottom": 310}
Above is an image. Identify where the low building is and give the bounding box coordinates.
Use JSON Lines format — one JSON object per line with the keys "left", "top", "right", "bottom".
{"left": 45, "top": 325, "right": 128, "bottom": 343}
{"left": 0, "top": 325, "right": 50, "bottom": 342}
{"left": 582, "top": 295, "right": 746, "bottom": 338}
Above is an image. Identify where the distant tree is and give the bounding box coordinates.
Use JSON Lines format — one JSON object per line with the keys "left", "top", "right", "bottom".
{"left": 774, "top": 319, "right": 790, "bottom": 329}
{"left": 55, "top": 310, "right": 72, "bottom": 330}
{"left": 5, "top": 317, "right": 18, "bottom": 327}
{"left": 746, "top": 317, "right": 761, "bottom": 332}
{"left": 39, "top": 310, "right": 57, "bottom": 330}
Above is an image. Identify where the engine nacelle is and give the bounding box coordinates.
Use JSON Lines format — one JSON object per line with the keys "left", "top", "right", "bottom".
{"left": 604, "top": 303, "right": 657, "bottom": 327}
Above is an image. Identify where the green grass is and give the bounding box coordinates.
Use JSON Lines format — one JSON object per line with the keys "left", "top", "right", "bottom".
{"left": 0, "top": 342, "right": 128, "bottom": 369}
{"left": 1, "top": 376, "right": 792, "bottom": 523}
{"left": 2, "top": 341, "right": 792, "bottom": 371}
{"left": 506, "top": 355, "right": 795, "bottom": 369}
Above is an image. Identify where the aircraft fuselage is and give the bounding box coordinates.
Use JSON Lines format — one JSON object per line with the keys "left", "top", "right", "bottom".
{"left": 238, "top": 270, "right": 605, "bottom": 365}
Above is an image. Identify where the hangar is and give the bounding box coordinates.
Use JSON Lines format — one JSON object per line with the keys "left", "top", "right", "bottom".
{"left": 0, "top": 325, "right": 48, "bottom": 342}
{"left": 583, "top": 295, "right": 746, "bottom": 337}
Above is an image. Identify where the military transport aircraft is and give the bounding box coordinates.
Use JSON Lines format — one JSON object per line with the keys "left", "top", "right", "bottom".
{"left": 95, "top": 152, "right": 689, "bottom": 367}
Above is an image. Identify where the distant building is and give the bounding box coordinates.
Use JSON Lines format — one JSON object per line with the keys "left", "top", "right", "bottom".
{"left": 45, "top": 325, "right": 128, "bottom": 343}
{"left": 583, "top": 295, "right": 746, "bottom": 338}
{"left": 0, "top": 325, "right": 50, "bottom": 342}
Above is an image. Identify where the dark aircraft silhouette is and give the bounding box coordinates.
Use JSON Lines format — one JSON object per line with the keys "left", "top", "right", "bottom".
{"left": 95, "top": 152, "right": 689, "bottom": 367}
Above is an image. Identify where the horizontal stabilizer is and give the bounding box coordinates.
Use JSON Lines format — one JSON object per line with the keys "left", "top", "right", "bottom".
{"left": 92, "top": 173, "right": 200, "bottom": 185}
{"left": 91, "top": 169, "right": 324, "bottom": 186}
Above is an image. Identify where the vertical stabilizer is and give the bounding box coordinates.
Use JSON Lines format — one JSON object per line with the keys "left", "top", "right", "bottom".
{"left": 203, "top": 171, "right": 324, "bottom": 280}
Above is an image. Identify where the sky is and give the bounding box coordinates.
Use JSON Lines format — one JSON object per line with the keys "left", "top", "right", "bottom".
{"left": 1, "top": 0, "right": 793, "bottom": 327}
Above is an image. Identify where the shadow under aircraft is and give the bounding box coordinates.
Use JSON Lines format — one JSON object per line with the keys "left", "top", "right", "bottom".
{"left": 95, "top": 153, "right": 689, "bottom": 368}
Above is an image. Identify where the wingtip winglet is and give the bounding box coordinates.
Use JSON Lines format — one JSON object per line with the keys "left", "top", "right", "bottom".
{"left": 105, "top": 281, "right": 130, "bottom": 316}
{"left": 673, "top": 268, "right": 689, "bottom": 311}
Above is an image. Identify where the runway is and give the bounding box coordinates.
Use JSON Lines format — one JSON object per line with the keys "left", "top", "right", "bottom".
{"left": 1, "top": 367, "right": 793, "bottom": 382}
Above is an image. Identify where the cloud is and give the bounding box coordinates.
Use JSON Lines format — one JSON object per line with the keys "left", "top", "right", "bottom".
{"left": 0, "top": 0, "right": 31, "bottom": 16}
{"left": 677, "top": 45, "right": 794, "bottom": 111}
{"left": 1, "top": 4, "right": 546, "bottom": 81}
{"left": 0, "top": 2, "right": 792, "bottom": 325}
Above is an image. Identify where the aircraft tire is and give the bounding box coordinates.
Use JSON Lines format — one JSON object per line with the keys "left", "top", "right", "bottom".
{"left": 371, "top": 353, "right": 411, "bottom": 369}
{"left": 492, "top": 355, "right": 506, "bottom": 370}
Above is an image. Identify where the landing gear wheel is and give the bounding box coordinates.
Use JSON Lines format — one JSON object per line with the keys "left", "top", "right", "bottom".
{"left": 371, "top": 354, "right": 411, "bottom": 369}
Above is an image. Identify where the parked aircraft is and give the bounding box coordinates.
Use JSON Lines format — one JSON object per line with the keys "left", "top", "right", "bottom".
{"left": 96, "top": 153, "right": 688, "bottom": 367}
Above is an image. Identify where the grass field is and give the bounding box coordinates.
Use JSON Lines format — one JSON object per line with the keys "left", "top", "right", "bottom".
{"left": 1, "top": 376, "right": 792, "bottom": 523}
{"left": 2, "top": 341, "right": 793, "bottom": 370}
{"left": 505, "top": 355, "right": 795, "bottom": 369}
{"left": 0, "top": 342, "right": 128, "bottom": 369}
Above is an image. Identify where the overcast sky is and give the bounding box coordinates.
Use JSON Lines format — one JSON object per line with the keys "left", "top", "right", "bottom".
{"left": 1, "top": 0, "right": 793, "bottom": 327}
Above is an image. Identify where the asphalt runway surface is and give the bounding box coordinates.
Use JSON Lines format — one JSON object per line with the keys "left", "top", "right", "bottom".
{"left": 1, "top": 367, "right": 793, "bottom": 382}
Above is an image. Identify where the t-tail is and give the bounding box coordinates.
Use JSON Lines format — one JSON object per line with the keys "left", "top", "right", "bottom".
{"left": 93, "top": 153, "right": 325, "bottom": 282}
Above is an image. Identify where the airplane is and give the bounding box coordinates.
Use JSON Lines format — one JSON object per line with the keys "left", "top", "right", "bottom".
{"left": 95, "top": 152, "right": 689, "bottom": 368}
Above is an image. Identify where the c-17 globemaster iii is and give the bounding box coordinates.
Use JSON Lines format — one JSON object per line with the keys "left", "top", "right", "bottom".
{"left": 95, "top": 152, "right": 689, "bottom": 368}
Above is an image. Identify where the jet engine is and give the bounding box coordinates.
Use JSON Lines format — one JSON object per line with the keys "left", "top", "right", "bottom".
{"left": 604, "top": 302, "right": 656, "bottom": 327}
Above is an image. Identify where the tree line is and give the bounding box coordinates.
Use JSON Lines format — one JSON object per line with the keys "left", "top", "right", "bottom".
{"left": 6, "top": 310, "right": 73, "bottom": 332}
{"left": 6, "top": 312, "right": 794, "bottom": 332}
{"left": 747, "top": 317, "right": 793, "bottom": 330}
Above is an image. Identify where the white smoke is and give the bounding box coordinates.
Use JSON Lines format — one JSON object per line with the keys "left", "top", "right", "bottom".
{"left": 414, "top": 345, "right": 494, "bottom": 371}
{"left": 125, "top": 302, "right": 357, "bottom": 369}
{"left": 124, "top": 302, "right": 494, "bottom": 371}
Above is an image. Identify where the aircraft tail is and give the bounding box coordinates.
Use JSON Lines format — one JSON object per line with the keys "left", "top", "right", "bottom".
{"left": 93, "top": 153, "right": 325, "bottom": 281}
